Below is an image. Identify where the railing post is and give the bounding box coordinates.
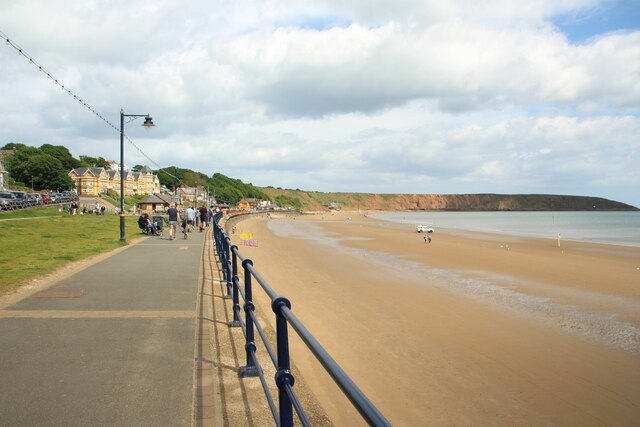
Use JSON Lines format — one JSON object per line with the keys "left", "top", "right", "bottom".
{"left": 223, "top": 237, "right": 232, "bottom": 299}
{"left": 239, "top": 259, "right": 258, "bottom": 377}
{"left": 213, "top": 223, "right": 220, "bottom": 258}
{"left": 273, "top": 296, "right": 294, "bottom": 427}
{"left": 217, "top": 229, "right": 226, "bottom": 278}
{"left": 214, "top": 224, "right": 225, "bottom": 281}
{"left": 228, "top": 245, "right": 241, "bottom": 327}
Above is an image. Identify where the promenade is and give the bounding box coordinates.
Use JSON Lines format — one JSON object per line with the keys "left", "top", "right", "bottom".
{"left": 0, "top": 227, "right": 264, "bottom": 426}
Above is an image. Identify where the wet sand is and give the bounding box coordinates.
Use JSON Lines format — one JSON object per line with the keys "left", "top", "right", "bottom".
{"left": 229, "top": 212, "right": 640, "bottom": 426}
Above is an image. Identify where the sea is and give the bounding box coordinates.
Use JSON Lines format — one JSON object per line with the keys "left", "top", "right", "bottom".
{"left": 370, "top": 211, "right": 640, "bottom": 247}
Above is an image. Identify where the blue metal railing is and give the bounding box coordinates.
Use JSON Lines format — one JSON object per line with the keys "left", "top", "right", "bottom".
{"left": 212, "top": 212, "right": 390, "bottom": 426}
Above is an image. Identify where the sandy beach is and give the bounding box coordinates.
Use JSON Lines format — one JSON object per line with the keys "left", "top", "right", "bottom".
{"left": 228, "top": 211, "right": 640, "bottom": 426}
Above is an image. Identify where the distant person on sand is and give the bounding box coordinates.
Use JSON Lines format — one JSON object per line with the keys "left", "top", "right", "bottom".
{"left": 428, "top": 235, "right": 432, "bottom": 244}
{"left": 424, "top": 235, "right": 428, "bottom": 243}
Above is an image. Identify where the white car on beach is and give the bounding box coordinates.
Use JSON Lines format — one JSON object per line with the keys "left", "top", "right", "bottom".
{"left": 416, "top": 225, "right": 434, "bottom": 233}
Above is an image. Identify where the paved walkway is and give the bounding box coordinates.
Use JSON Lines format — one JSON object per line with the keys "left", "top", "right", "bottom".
{"left": 0, "top": 228, "right": 222, "bottom": 426}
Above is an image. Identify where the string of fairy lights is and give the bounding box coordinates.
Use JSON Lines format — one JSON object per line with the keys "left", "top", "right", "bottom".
{"left": 1, "top": 30, "right": 184, "bottom": 185}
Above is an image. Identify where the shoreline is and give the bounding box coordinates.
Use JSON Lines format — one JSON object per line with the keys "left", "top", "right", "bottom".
{"left": 369, "top": 210, "right": 640, "bottom": 248}
{"left": 230, "top": 211, "right": 640, "bottom": 426}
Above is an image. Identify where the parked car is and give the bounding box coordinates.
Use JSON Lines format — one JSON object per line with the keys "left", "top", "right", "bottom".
{"left": 60, "top": 191, "right": 77, "bottom": 202}
{"left": 0, "top": 198, "right": 11, "bottom": 211}
{"left": 0, "top": 192, "right": 18, "bottom": 210}
{"left": 16, "top": 191, "right": 37, "bottom": 207}
{"left": 40, "top": 193, "right": 52, "bottom": 204}
{"left": 10, "top": 191, "right": 30, "bottom": 208}
{"left": 28, "top": 193, "right": 43, "bottom": 205}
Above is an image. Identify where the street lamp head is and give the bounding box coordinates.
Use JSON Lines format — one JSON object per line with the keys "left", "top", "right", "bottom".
{"left": 142, "top": 115, "right": 155, "bottom": 130}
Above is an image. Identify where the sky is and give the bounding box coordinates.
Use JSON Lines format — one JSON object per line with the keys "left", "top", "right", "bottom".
{"left": 1, "top": 0, "right": 639, "bottom": 207}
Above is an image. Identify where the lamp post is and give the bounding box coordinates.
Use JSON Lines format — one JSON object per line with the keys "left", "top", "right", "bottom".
{"left": 119, "top": 108, "right": 155, "bottom": 242}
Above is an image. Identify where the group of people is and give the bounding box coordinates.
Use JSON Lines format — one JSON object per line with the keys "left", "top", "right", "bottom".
{"left": 137, "top": 212, "right": 161, "bottom": 236}
{"left": 143, "top": 203, "right": 216, "bottom": 240}
{"left": 176, "top": 204, "right": 214, "bottom": 239}
{"left": 137, "top": 203, "right": 219, "bottom": 240}
{"left": 67, "top": 202, "right": 106, "bottom": 216}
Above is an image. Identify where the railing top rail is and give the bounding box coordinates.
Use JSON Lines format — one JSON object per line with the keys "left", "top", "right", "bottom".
{"left": 230, "top": 243, "right": 247, "bottom": 262}
{"left": 244, "top": 259, "right": 279, "bottom": 302}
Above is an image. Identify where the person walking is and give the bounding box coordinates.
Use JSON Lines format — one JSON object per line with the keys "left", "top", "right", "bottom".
{"left": 207, "top": 206, "right": 213, "bottom": 227}
{"left": 185, "top": 205, "right": 196, "bottom": 236}
{"left": 199, "top": 205, "right": 208, "bottom": 232}
{"left": 167, "top": 203, "right": 179, "bottom": 240}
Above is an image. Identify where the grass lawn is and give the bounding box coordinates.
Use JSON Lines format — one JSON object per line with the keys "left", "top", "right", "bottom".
{"left": 0, "top": 207, "right": 145, "bottom": 295}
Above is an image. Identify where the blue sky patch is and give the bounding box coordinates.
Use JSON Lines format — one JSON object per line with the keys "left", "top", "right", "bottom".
{"left": 279, "top": 15, "right": 352, "bottom": 31}
{"left": 552, "top": 0, "right": 640, "bottom": 43}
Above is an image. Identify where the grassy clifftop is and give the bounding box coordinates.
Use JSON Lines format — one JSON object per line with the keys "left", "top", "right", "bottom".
{"left": 259, "top": 188, "right": 638, "bottom": 211}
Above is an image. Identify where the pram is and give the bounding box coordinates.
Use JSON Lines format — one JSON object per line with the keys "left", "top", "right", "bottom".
{"left": 152, "top": 215, "right": 166, "bottom": 234}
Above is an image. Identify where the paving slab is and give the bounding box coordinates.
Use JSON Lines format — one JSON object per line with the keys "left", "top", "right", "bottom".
{"left": 0, "top": 230, "right": 208, "bottom": 426}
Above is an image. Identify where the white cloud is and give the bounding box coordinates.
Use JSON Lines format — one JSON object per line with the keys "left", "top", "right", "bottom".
{"left": 0, "top": 0, "right": 638, "bottom": 207}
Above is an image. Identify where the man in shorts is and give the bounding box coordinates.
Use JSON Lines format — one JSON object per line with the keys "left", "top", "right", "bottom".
{"left": 167, "top": 203, "right": 179, "bottom": 240}
{"left": 199, "top": 205, "right": 208, "bottom": 231}
{"left": 185, "top": 205, "right": 196, "bottom": 235}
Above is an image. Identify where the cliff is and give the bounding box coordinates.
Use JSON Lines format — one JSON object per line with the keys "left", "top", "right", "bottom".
{"left": 259, "top": 188, "right": 638, "bottom": 211}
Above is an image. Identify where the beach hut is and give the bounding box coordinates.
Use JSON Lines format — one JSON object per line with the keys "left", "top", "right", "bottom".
{"left": 138, "top": 194, "right": 172, "bottom": 212}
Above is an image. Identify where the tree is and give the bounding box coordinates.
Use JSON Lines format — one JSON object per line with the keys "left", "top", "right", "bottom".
{"left": 5, "top": 145, "right": 40, "bottom": 186}
{"left": 40, "top": 144, "right": 80, "bottom": 170}
{"left": 21, "top": 153, "right": 73, "bottom": 191}
{"left": 155, "top": 166, "right": 187, "bottom": 189}
{"left": 78, "top": 155, "right": 110, "bottom": 169}
{"left": 184, "top": 171, "right": 207, "bottom": 187}
{"left": 1, "top": 142, "right": 29, "bottom": 151}
{"left": 215, "top": 186, "right": 244, "bottom": 204}
{"left": 207, "top": 172, "right": 271, "bottom": 205}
